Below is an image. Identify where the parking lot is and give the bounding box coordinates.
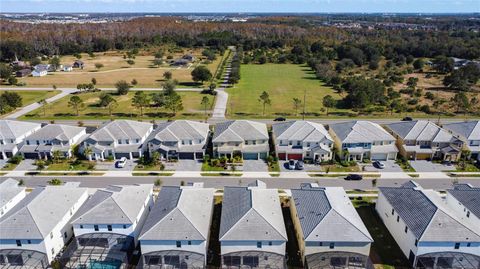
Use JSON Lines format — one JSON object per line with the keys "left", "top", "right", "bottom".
{"left": 362, "top": 160, "right": 403, "bottom": 172}
{"left": 409, "top": 160, "right": 456, "bottom": 172}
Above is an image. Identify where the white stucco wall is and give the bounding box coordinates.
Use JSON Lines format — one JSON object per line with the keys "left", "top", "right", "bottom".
{"left": 0, "top": 189, "right": 26, "bottom": 217}
{"left": 304, "top": 242, "right": 371, "bottom": 257}
{"left": 220, "top": 240, "right": 286, "bottom": 256}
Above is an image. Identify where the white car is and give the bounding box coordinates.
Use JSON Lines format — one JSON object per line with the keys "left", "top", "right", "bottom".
{"left": 373, "top": 161, "right": 385, "bottom": 169}
{"left": 288, "top": 159, "right": 296, "bottom": 170}
{"left": 116, "top": 157, "right": 128, "bottom": 168}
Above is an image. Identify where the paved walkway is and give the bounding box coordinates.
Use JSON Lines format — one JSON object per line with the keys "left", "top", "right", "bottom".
{"left": 211, "top": 66, "right": 231, "bottom": 119}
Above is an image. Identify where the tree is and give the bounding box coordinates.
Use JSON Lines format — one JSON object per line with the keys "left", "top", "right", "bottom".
{"left": 153, "top": 58, "right": 163, "bottom": 67}
{"left": 49, "top": 56, "right": 61, "bottom": 71}
{"left": 115, "top": 80, "right": 130, "bottom": 95}
{"left": 52, "top": 150, "right": 63, "bottom": 163}
{"left": 151, "top": 151, "right": 161, "bottom": 166}
{"left": 7, "top": 76, "right": 17, "bottom": 85}
{"left": 1, "top": 91, "right": 22, "bottom": 108}
{"left": 322, "top": 95, "right": 336, "bottom": 115}
{"left": 432, "top": 56, "right": 454, "bottom": 74}
{"left": 83, "top": 146, "right": 93, "bottom": 161}
{"left": 201, "top": 96, "right": 210, "bottom": 120}
{"left": 451, "top": 92, "right": 470, "bottom": 114}
{"left": 0, "top": 63, "right": 12, "bottom": 80}
{"left": 99, "top": 93, "right": 117, "bottom": 116}
{"left": 292, "top": 98, "right": 302, "bottom": 116}
{"left": 68, "top": 95, "right": 84, "bottom": 116}
{"left": 413, "top": 58, "right": 424, "bottom": 70}
{"left": 94, "top": 63, "right": 104, "bottom": 70}
{"left": 191, "top": 66, "right": 212, "bottom": 84}
{"left": 38, "top": 99, "right": 48, "bottom": 116}
{"left": 126, "top": 59, "right": 135, "bottom": 66}
{"left": 131, "top": 79, "right": 138, "bottom": 86}
{"left": 162, "top": 79, "right": 177, "bottom": 95}
{"left": 48, "top": 178, "right": 63, "bottom": 185}
{"left": 258, "top": 91, "right": 271, "bottom": 116}
{"left": 151, "top": 92, "right": 166, "bottom": 108}
{"left": 132, "top": 91, "right": 150, "bottom": 116}
{"left": 164, "top": 92, "right": 183, "bottom": 116}
{"left": 91, "top": 78, "right": 97, "bottom": 86}
{"left": 163, "top": 71, "right": 172, "bottom": 80}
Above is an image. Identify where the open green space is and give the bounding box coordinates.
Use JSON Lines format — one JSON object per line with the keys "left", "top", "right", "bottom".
{"left": 0, "top": 90, "right": 60, "bottom": 106}
{"left": 227, "top": 64, "right": 346, "bottom": 118}
{"left": 21, "top": 90, "right": 213, "bottom": 120}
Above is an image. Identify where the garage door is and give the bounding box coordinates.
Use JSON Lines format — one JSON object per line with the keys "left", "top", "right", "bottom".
{"left": 243, "top": 153, "right": 258, "bottom": 160}
{"left": 287, "top": 153, "right": 303, "bottom": 160}
{"left": 416, "top": 153, "right": 431, "bottom": 160}
{"left": 23, "top": 153, "right": 39, "bottom": 159}
{"left": 179, "top": 152, "right": 195, "bottom": 159}
{"left": 115, "top": 153, "right": 131, "bottom": 159}
{"left": 371, "top": 153, "right": 387, "bottom": 161}
{"left": 278, "top": 153, "right": 286, "bottom": 160}
{"left": 195, "top": 152, "right": 203, "bottom": 159}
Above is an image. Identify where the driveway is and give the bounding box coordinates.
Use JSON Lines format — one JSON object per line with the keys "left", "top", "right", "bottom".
{"left": 361, "top": 161, "right": 403, "bottom": 172}
{"left": 14, "top": 159, "right": 37, "bottom": 171}
{"left": 279, "top": 160, "right": 319, "bottom": 172}
{"left": 242, "top": 160, "right": 268, "bottom": 172}
{"left": 96, "top": 159, "right": 136, "bottom": 171}
{"left": 0, "top": 160, "right": 7, "bottom": 169}
{"left": 169, "top": 160, "right": 202, "bottom": 172}
{"left": 409, "top": 160, "right": 456, "bottom": 172}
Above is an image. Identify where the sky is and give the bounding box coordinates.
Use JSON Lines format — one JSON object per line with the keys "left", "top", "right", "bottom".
{"left": 0, "top": 0, "right": 479, "bottom": 13}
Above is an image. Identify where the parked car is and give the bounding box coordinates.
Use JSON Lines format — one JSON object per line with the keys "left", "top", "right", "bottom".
{"left": 116, "top": 157, "right": 128, "bottom": 168}
{"left": 295, "top": 160, "right": 304, "bottom": 170}
{"left": 443, "top": 160, "right": 453, "bottom": 166}
{"left": 402, "top": 116, "right": 413, "bottom": 121}
{"left": 274, "top": 117, "right": 286, "bottom": 121}
{"left": 373, "top": 161, "right": 385, "bottom": 169}
{"left": 288, "top": 159, "right": 296, "bottom": 170}
{"left": 345, "top": 174, "right": 363, "bottom": 181}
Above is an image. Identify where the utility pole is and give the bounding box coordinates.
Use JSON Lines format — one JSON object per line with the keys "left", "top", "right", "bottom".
{"left": 302, "top": 89, "right": 306, "bottom": 121}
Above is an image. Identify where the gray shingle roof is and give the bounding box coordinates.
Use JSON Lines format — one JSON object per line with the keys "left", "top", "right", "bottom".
{"left": 329, "top": 121, "right": 394, "bottom": 143}
{"left": 71, "top": 184, "right": 153, "bottom": 225}
{"left": 219, "top": 184, "right": 287, "bottom": 241}
{"left": 88, "top": 120, "right": 152, "bottom": 142}
{"left": 26, "top": 124, "right": 85, "bottom": 142}
{"left": 213, "top": 120, "right": 268, "bottom": 143}
{"left": 448, "top": 184, "right": 480, "bottom": 219}
{"left": 292, "top": 186, "right": 372, "bottom": 242}
{"left": 379, "top": 183, "right": 480, "bottom": 242}
{"left": 149, "top": 120, "right": 209, "bottom": 142}
{"left": 0, "top": 184, "right": 88, "bottom": 240}
{"left": 0, "top": 178, "right": 25, "bottom": 210}
{"left": 443, "top": 121, "right": 480, "bottom": 141}
{"left": 139, "top": 186, "right": 214, "bottom": 241}
{"left": 387, "top": 120, "right": 455, "bottom": 143}
{"left": 272, "top": 121, "right": 333, "bottom": 143}
{"left": 0, "top": 120, "right": 41, "bottom": 140}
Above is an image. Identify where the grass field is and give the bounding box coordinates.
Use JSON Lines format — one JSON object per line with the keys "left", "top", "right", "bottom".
{"left": 0, "top": 90, "right": 60, "bottom": 107}
{"left": 10, "top": 50, "right": 222, "bottom": 88}
{"left": 21, "top": 90, "right": 214, "bottom": 120}
{"left": 227, "top": 64, "right": 346, "bottom": 118}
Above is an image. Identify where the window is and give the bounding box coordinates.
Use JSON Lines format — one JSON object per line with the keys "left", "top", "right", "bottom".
{"left": 188, "top": 241, "right": 191, "bottom": 245}
{"left": 397, "top": 216, "right": 400, "bottom": 222}
{"left": 51, "top": 248, "right": 55, "bottom": 255}
{"left": 243, "top": 256, "right": 259, "bottom": 267}
{"left": 454, "top": 243, "right": 460, "bottom": 249}
{"left": 80, "top": 225, "right": 83, "bottom": 229}
{"left": 94, "top": 225, "right": 99, "bottom": 231}
{"left": 268, "top": 241, "right": 272, "bottom": 246}
{"left": 50, "top": 232, "right": 53, "bottom": 239}
{"left": 467, "top": 211, "right": 470, "bottom": 218}
{"left": 27, "top": 240, "right": 31, "bottom": 244}
{"left": 224, "top": 256, "right": 241, "bottom": 267}
{"left": 123, "top": 225, "right": 127, "bottom": 229}
{"left": 414, "top": 239, "right": 418, "bottom": 246}
{"left": 405, "top": 226, "right": 408, "bottom": 233}
{"left": 16, "top": 240, "right": 21, "bottom": 247}
{"left": 64, "top": 232, "right": 67, "bottom": 238}
{"left": 329, "top": 243, "right": 335, "bottom": 249}
{"left": 107, "top": 225, "right": 112, "bottom": 231}
{"left": 176, "top": 241, "right": 181, "bottom": 248}
{"left": 391, "top": 209, "right": 395, "bottom": 215}
{"left": 467, "top": 243, "right": 471, "bottom": 247}
{"left": 257, "top": 241, "right": 262, "bottom": 248}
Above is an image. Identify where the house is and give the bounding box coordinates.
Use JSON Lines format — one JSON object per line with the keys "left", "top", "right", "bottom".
{"left": 443, "top": 120, "right": 480, "bottom": 160}
{"left": 329, "top": 121, "right": 398, "bottom": 161}
{"left": 0, "top": 120, "right": 42, "bottom": 159}
{"left": 182, "top": 54, "right": 195, "bottom": 62}
{"left": 82, "top": 120, "right": 153, "bottom": 160}
{"left": 146, "top": 120, "right": 209, "bottom": 160}
{"left": 446, "top": 184, "right": 480, "bottom": 228}
{"left": 212, "top": 120, "right": 269, "bottom": 160}
{"left": 62, "top": 64, "right": 73, "bottom": 72}
{"left": 290, "top": 183, "right": 373, "bottom": 268}
{"left": 0, "top": 183, "right": 88, "bottom": 267}
{"left": 0, "top": 178, "right": 26, "bottom": 217}
{"left": 219, "top": 181, "right": 287, "bottom": 268}
{"left": 138, "top": 183, "right": 214, "bottom": 268}
{"left": 31, "top": 65, "right": 48, "bottom": 77}
{"left": 19, "top": 124, "right": 87, "bottom": 159}
{"left": 73, "top": 60, "right": 84, "bottom": 69}
{"left": 377, "top": 181, "right": 480, "bottom": 268}
{"left": 61, "top": 184, "right": 154, "bottom": 268}
{"left": 386, "top": 120, "right": 463, "bottom": 161}
{"left": 170, "top": 59, "right": 190, "bottom": 67}
{"left": 272, "top": 121, "right": 334, "bottom": 162}
{"left": 15, "top": 68, "right": 32, "bottom": 77}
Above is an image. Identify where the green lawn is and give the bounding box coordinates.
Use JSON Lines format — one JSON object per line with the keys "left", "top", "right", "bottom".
{"left": 0, "top": 90, "right": 60, "bottom": 106}
{"left": 227, "top": 64, "right": 346, "bottom": 118}
{"left": 21, "top": 90, "right": 214, "bottom": 120}
{"left": 46, "top": 160, "right": 96, "bottom": 171}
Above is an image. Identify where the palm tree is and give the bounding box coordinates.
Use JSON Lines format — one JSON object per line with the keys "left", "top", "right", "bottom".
{"left": 68, "top": 95, "right": 84, "bottom": 116}
{"left": 38, "top": 99, "right": 48, "bottom": 116}
{"left": 83, "top": 147, "right": 93, "bottom": 161}
{"left": 201, "top": 96, "right": 210, "bottom": 121}
{"left": 258, "top": 91, "right": 271, "bottom": 116}
{"left": 52, "top": 150, "right": 63, "bottom": 164}
{"left": 292, "top": 98, "right": 302, "bottom": 116}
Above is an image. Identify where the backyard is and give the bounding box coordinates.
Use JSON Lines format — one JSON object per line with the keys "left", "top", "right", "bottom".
{"left": 21, "top": 90, "right": 214, "bottom": 120}
{"left": 227, "top": 64, "right": 346, "bottom": 118}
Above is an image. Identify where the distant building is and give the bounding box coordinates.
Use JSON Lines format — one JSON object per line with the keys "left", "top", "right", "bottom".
{"left": 219, "top": 181, "right": 287, "bottom": 268}
{"left": 170, "top": 59, "right": 190, "bottom": 67}
{"left": 62, "top": 65, "right": 73, "bottom": 72}
{"left": 377, "top": 181, "right": 480, "bottom": 268}
{"left": 61, "top": 184, "right": 154, "bottom": 269}
{"left": 138, "top": 183, "right": 215, "bottom": 268}
{"left": 290, "top": 183, "right": 373, "bottom": 268}
{"left": 15, "top": 68, "right": 32, "bottom": 77}
{"left": 32, "top": 65, "right": 48, "bottom": 77}
{"left": 182, "top": 54, "right": 195, "bottom": 62}
{"left": 0, "top": 183, "right": 89, "bottom": 267}
{"left": 73, "top": 60, "right": 84, "bottom": 69}
{"left": 0, "top": 178, "right": 26, "bottom": 217}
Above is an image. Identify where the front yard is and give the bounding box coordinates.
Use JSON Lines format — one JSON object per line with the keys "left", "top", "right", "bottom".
{"left": 45, "top": 160, "right": 96, "bottom": 171}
